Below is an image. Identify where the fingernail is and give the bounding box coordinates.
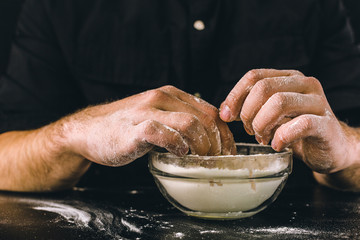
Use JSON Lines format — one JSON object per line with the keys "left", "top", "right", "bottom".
{"left": 220, "top": 105, "right": 232, "bottom": 122}
{"left": 179, "top": 142, "right": 189, "bottom": 155}
{"left": 255, "top": 134, "right": 262, "bottom": 144}
{"left": 262, "top": 136, "right": 270, "bottom": 145}
{"left": 222, "top": 148, "right": 231, "bottom": 155}
{"left": 180, "top": 147, "right": 188, "bottom": 155}
{"left": 271, "top": 141, "right": 278, "bottom": 151}
{"left": 231, "top": 144, "right": 237, "bottom": 155}
{"left": 243, "top": 125, "right": 254, "bottom": 135}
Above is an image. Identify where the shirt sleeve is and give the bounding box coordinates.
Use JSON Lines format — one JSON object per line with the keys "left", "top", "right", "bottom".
{"left": 0, "top": 0, "right": 85, "bottom": 133}
{"left": 311, "top": 0, "right": 360, "bottom": 120}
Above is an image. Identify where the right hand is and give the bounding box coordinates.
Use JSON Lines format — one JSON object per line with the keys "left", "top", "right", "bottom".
{"left": 59, "top": 85, "right": 236, "bottom": 167}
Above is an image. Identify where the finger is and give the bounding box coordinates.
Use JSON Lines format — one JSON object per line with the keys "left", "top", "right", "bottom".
{"left": 219, "top": 69, "right": 304, "bottom": 122}
{"left": 136, "top": 120, "right": 189, "bottom": 156}
{"left": 142, "top": 88, "right": 214, "bottom": 155}
{"left": 158, "top": 89, "right": 219, "bottom": 155}
{"left": 271, "top": 114, "right": 323, "bottom": 151}
{"left": 160, "top": 85, "right": 218, "bottom": 116}
{"left": 252, "top": 92, "right": 326, "bottom": 144}
{"left": 253, "top": 117, "right": 292, "bottom": 145}
{"left": 149, "top": 109, "right": 215, "bottom": 155}
{"left": 155, "top": 86, "right": 235, "bottom": 155}
{"left": 241, "top": 75, "right": 322, "bottom": 135}
{"left": 159, "top": 86, "right": 236, "bottom": 155}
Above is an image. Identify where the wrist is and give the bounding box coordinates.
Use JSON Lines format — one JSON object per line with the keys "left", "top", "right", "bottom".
{"left": 32, "top": 120, "right": 90, "bottom": 191}
{"left": 313, "top": 122, "right": 360, "bottom": 191}
{"left": 339, "top": 121, "right": 360, "bottom": 170}
{"left": 39, "top": 119, "right": 79, "bottom": 161}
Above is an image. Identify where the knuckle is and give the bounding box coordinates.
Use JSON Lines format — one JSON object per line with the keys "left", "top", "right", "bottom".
{"left": 141, "top": 120, "right": 158, "bottom": 135}
{"left": 159, "top": 85, "right": 177, "bottom": 92}
{"left": 317, "top": 95, "right": 328, "bottom": 107}
{"left": 306, "top": 77, "right": 322, "bottom": 90}
{"left": 202, "top": 114, "right": 217, "bottom": 128}
{"left": 276, "top": 131, "right": 288, "bottom": 144}
{"left": 197, "top": 99, "right": 219, "bottom": 118}
{"left": 243, "top": 70, "right": 261, "bottom": 86}
{"left": 289, "top": 70, "right": 303, "bottom": 76}
{"left": 206, "top": 105, "right": 219, "bottom": 118}
{"left": 166, "top": 131, "right": 183, "bottom": 147}
{"left": 252, "top": 118, "right": 262, "bottom": 133}
{"left": 226, "top": 91, "right": 238, "bottom": 104}
{"left": 178, "top": 113, "right": 199, "bottom": 132}
{"left": 145, "top": 89, "right": 167, "bottom": 103}
{"left": 240, "top": 111, "right": 250, "bottom": 123}
{"left": 298, "top": 115, "right": 313, "bottom": 130}
{"left": 245, "top": 69, "right": 259, "bottom": 80}
{"left": 270, "top": 92, "right": 287, "bottom": 108}
{"left": 253, "top": 79, "right": 271, "bottom": 96}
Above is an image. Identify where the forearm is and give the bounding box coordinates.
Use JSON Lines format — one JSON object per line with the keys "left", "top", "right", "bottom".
{"left": 313, "top": 123, "right": 360, "bottom": 191}
{"left": 0, "top": 86, "right": 236, "bottom": 192}
{"left": 0, "top": 123, "right": 91, "bottom": 192}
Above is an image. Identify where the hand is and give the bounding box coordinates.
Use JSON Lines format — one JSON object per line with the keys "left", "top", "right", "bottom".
{"left": 60, "top": 85, "right": 236, "bottom": 167}
{"left": 219, "top": 69, "right": 355, "bottom": 174}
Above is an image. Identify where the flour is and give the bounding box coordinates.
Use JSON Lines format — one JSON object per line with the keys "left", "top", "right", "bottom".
{"left": 251, "top": 227, "right": 318, "bottom": 235}
{"left": 20, "top": 197, "right": 175, "bottom": 238}
{"left": 174, "top": 232, "right": 185, "bottom": 238}
{"left": 23, "top": 198, "right": 125, "bottom": 238}
{"left": 153, "top": 155, "right": 288, "bottom": 178}
{"left": 200, "top": 230, "right": 222, "bottom": 234}
{"left": 163, "top": 125, "right": 179, "bottom": 134}
{"left": 121, "top": 218, "right": 142, "bottom": 234}
{"left": 28, "top": 200, "right": 91, "bottom": 228}
{"left": 153, "top": 156, "right": 288, "bottom": 213}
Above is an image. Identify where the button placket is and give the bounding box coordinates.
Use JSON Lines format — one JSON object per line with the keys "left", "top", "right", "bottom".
{"left": 187, "top": 0, "right": 220, "bottom": 101}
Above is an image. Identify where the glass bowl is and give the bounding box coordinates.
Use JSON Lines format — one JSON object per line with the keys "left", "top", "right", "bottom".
{"left": 148, "top": 143, "right": 292, "bottom": 220}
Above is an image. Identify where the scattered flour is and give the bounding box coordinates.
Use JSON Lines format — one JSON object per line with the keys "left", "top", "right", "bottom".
{"left": 251, "top": 227, "right": 318, "bottom": 235}
{"left": 200, "top": 230, "right": 222, "bottom": 234}
{"left": 29, "top": 200, "right": 91, "bottom": 228}
{"left": 174, "top": 232, "right": 185, "bottom": 238}
{"left": 120, "top": 218, "right": 142, "bottom": 234}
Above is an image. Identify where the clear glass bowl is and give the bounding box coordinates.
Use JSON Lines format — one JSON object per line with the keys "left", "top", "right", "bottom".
{"left": 148, "top": 143, "right": 292, "bottom": 220}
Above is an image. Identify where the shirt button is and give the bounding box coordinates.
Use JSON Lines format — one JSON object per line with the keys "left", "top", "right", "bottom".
{"left": 193, "top": 20, "right": 205, "bottom": 31}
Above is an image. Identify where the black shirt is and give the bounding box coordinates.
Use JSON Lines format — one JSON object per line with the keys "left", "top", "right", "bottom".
{"left": 1, "top": 0, "right": 360, "bottom": 187}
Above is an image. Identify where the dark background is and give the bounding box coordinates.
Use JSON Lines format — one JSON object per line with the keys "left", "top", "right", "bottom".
{"left": 0, "top": 0, "right": 24, "bottom": 75}
{"left": 1, "top": 0, "right": 360, "bottom": 75}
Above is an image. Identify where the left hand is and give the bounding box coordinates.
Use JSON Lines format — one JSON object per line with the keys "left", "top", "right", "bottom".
{"left": 219, "top": 69, "right": 355, "bottom": 174}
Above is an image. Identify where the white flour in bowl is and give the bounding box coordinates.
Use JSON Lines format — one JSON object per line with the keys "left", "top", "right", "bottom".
{"left": 153, "top": 158, "right": 288, "bottom": 213}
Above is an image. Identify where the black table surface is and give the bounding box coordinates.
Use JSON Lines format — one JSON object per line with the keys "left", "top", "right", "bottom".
{"left": 1, "top": 175, "right": 360, "bottom": 240}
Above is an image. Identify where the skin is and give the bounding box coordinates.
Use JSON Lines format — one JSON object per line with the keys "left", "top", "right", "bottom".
{"left": 219, "top": 69, "right": 360, "bottom": 191}
{"left": 2, "top": 69, "right": 359, "bottom": 192}
{"left": 0, "top": 85, "right": 235, "bottom": 192}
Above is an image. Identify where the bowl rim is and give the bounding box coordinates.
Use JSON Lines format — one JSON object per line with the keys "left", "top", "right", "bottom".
{"left": 149, "top": 142, "right": 292, "bottom": 160}
{"left": 148, "top": 143, "right": 293, "bottom": 179}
